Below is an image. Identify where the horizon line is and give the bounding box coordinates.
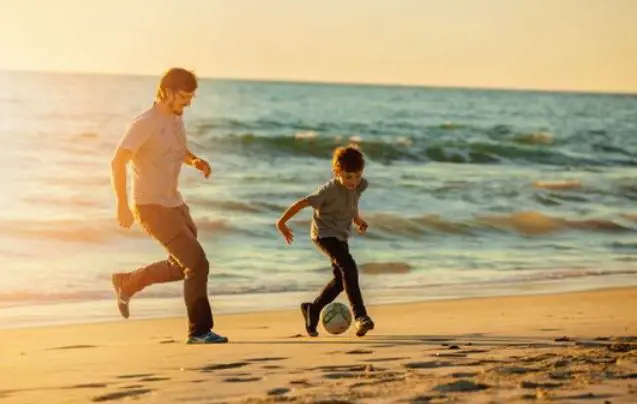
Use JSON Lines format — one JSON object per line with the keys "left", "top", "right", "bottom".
{"left": 2, "top": 67, "right": 636, "bottom": 97}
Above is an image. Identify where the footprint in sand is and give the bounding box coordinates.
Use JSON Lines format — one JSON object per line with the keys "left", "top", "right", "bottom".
{"left": 349, "top": 376, "right": 405, "bottom": 389}
{"left": 314, "top": 364, "right": 378, "bottom": 372}
{"left": 289, "top": 379, "right": 313, "bottom": 387}
{"left": 434, "top": 352, "right": 467, "bottom": 358}
{"left": 68, "top": 383, "right": 108, "bottom": 389}
{"left": 362, "top": 357, "right": 408, "bottom": 363}
{"left": 92, "top": 388, "right": 153, "bottom": 402}
{"left": 323, "top": 372, "right": 359, "bottom": 380}
{"left": 495, "top": 366, "right": 541, "bottom": 375}
{"left": 433, "top": 379, "right": 490, "bottom": 393}
{"left": 345, "top": 349, "right": 374, "bottom": 355}
{"left": 410, "top": 394, "right": 448, "bottom": 403}
{"left": 223, "top": 377, "right": 262, "bottom": 383}
{"left": 521, "top": 381, "right": 562, "bottom": 389}
{"left": 246, "top": 357, "right": 288, "bottom": 363}
{"left": 319, "top": 364, "right": 380, "bottom": 379}
{"left": 139, "top": 377, "right": 170, "bottom": 382}
{"left": 464, "top": 359, "right": 503, "bottom": 366}
{"left": 115, "top": 373, "right": 155, "bottom": 379}
{"left": 558, "top": 392, "right": 615, "bottom": 400}
{"left": 459, "top": 349, "right": 490, "bottom": 354}
{"left": 199, "top": 362, "right": 249, "bottom": 372}
{"left": 222, "top": 372, "right": 252, "bottom": 377}
{"left": 49, "top": 345, "right": 97, "bottom": 351}
{"left": 267, "top": 388, "right": 290, "bottom": 396}
{"left": 450, "top": 372, "right": 479, "bottom": 378}
{"left": 403, "top": 361, "right": 454, "bottom": 370}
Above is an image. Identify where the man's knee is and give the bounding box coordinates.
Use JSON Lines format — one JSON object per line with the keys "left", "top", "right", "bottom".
{"left": 185, "top": 255, "right": 209, "bottom": 279}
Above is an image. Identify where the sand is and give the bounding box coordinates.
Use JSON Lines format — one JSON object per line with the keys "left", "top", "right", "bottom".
{"left": 1, "top": 287, "right": 636, "bottom": 403}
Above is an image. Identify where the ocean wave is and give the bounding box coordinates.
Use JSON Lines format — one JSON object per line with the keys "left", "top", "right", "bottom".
{"left": 201, "top": 133, "right": 637, "bottom": 166}
{"left": 187, "top": 197, "right": 284, "bottom": 213}
{"left": 362, "top": 211, "right": 636, "bottom": 237}
{"left": 0, "top": 217, "right": 240, "bottom": 243}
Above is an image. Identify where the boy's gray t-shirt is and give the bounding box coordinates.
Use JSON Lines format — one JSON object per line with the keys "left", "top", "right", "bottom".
{"left": 303, "top": 178, "right": 369, "bottom": 241}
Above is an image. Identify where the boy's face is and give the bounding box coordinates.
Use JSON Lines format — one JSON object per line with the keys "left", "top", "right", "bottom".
{"left": 336, "top": 170, "right": 363, "bottom": 190}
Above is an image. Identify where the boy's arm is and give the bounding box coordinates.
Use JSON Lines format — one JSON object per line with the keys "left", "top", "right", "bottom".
{"left": 353, "top": 212, "right": 363, "bottom": 224}
{"left": 276, "top": 199, "right": 310, "bottom": 244}
{"left": 277, "top": 199, "right": 310, "bottom": 226}
{"left": 353, "top": 212, "right": 369, "bottom": 234}
{"left": 353, "top": 178, "right": 369, "bottom": 232}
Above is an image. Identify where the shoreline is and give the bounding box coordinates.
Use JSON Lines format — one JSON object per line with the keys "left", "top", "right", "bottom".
{"left": 1, "top": 273, "right": 635, "bottom": 331}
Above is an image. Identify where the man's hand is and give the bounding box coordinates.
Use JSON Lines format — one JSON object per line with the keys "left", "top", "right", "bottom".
{"left": 193, "top": 158, "right": 212, "bottom": 179}
{"left": 276, "top": 220, "right": 294, "bottom": 245}
{"left": 117, "top": 202, "right": 134, "bottom": 229}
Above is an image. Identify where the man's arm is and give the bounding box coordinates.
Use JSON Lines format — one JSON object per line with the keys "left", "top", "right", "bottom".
{"left": 184, "top": 148, "right": 199, "bottom": 166}
{"left": 110, "top": 148, "right": 134, "bottom": 228}
{"left": 111, "top": 148, "right": 132, "bottom": 204}
{"left": 184, "top": 148, "right": 212, "bottom": 178}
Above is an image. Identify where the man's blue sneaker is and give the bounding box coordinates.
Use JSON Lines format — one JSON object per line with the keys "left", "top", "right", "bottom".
{"left": 185, "top": 331, "right": 229, "bottom": 344}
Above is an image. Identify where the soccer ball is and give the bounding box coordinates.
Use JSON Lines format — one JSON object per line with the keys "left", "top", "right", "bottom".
{"left": 320, "top": 302, "right": 352, "bottom": 335}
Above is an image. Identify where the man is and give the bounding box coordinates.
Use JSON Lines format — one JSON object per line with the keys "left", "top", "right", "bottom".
{"left": 110, "top": 67, "right": 227, "bottom": 344}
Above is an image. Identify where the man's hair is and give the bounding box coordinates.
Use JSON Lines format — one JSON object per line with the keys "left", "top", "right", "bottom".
{"left": 156, "top": 68, "right": 198, "bottom": 100}
{"left": 332, "top": 145, "right": 365, "bottom": 173}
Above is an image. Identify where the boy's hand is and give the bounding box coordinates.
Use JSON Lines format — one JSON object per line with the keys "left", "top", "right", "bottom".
{"left": 276, "top": 220, "right": 294, "bottom": 244}
{"left": 355, "top": 218, "right": 368, "bottom": 234}
{"left": 193, "top": 158, "right": 212, "bottom": 179}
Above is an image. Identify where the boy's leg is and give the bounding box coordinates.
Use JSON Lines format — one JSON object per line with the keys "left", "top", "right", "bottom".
{"left": 313, "top": 238, "right": 367, "bottom": 319}
{"left": 312, "top": 263, "right": 344, "bottom": 311}
{"left": 299, "top": 239, "right": 345, "bottom": 336}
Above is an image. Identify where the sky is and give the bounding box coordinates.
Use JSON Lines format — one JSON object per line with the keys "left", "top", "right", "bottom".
{"left": 0, "top": 0, "right": 636, "bottom": 93}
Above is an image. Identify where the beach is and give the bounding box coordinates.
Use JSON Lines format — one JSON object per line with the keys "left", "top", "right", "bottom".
{"left": 2, "top": 286, "right": 636, "bottom": 403}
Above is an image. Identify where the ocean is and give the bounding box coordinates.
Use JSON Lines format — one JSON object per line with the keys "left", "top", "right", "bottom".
{"left": 1, "top": 70, "right": 636, "bottom": 329}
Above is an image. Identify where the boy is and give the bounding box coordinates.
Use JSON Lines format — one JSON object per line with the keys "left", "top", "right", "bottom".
{"left": 276, "top": 145, "right": 375, "bottom": 337}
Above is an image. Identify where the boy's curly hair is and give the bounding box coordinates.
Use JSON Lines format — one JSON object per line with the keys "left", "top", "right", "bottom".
{"left": 332, "top": 145, "right": 365, "bottom": 173}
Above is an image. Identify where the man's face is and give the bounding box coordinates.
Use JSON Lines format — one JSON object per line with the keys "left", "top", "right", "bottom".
{"left": 167, "top": 89, "right": 195, "bottom": 116}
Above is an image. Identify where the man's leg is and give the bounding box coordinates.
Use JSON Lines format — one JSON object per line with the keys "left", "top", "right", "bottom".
{"left": 120, "top": 256, "right": 185, "bottom": 297}
{"left": 115, "top": 205, "right": 216, "bottom": 339}
{"left": 112, "top": 205, "right": 191, "bottom": 318}
{"left": 175, "top": 204, "right": 217, "bottom": 336}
